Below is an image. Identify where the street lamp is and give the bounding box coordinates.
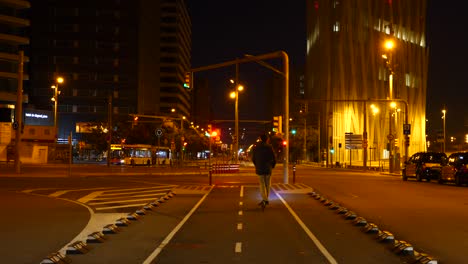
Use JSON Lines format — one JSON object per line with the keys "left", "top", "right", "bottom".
{"left": 383, "top": 38, "right": 395, "bottom": 173}
{"left": 229, "top": 81, "right": 244, "bottom": 163}
{"left": 51, "top": 76, "right": 64, "bottom": 140}
{"left": 442, "top": 109, "right": 446, "bottom": 152}
{"left": 171, "top": 108, "right": 186, "bottom": 163}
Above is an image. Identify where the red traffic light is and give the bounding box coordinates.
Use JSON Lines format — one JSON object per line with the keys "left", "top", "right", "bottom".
{"left": 282, "top": 140, "right": 287, "bottom": 146}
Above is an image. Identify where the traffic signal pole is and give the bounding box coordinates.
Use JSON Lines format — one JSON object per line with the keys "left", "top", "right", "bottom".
{"left": 191, "top": 51, "right": 290, "bottom": 183}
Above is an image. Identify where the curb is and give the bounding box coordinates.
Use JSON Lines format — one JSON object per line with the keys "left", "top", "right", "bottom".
{"left": 308, "top": 191, "right": 438, "bottom": 264}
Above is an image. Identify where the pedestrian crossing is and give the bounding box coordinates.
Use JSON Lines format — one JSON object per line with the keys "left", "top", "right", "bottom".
{"left": 20, "top": 183, "right": 311, "bottom": 212}
{"left": 78, "top": 185, "right": 177, "bottom": 211}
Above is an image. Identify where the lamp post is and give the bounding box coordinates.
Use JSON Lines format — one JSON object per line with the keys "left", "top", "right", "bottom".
{"left": 51, "top": 76, "right": 64, "bottom": 140}
{"left": 383, "top": 38, "right": 395, "bottom": 173}
{"left": 229, "top": 78, "right": 243, "bottom": 163}
{"left": 171, "top": 108, "right": 186, "bottom": 164}
{"left": 442, "top": 109, "right": 446, "bottom": 152}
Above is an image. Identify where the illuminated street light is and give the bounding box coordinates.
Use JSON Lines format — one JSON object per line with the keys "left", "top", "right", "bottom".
{"left": 370, "top": 104, "right": 380, "bottom": 115}
{"left": 229, "top": 80, "right": 244, "bottom": 163}
{"left": 442, "top": 109, "right": 446, "bottom": 152}
{"left": 51, "top": 76, "right": 64, "bottom": 140}
{"left": 384, "top": 39, "right": 395, "bottom": 50}
{"left": 384, "top": 37, "right": 396, "bottom": 173}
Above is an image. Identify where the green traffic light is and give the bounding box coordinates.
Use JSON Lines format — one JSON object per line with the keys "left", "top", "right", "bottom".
{"left": 291, "top": 129, "right": 296, "bottom": 135}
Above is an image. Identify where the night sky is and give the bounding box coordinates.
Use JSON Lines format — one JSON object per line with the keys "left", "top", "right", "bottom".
{"left": 188, "top": 1, "right": 467, "bottom": 138}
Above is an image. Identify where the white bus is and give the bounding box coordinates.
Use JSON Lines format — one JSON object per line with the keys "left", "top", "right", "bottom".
{"left": 110, "top": 144, "right": 171, "bottom": 166}
{"left": 123, "top": 144, "right": 153, "bottom": 166}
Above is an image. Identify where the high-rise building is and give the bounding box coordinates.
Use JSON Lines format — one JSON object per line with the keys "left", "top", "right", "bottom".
{"left": 29, "top": 0, "right": 191, "bottom": 140}
{"left": 306, "top": 0, "right": 428, "bottom": 168}
{"left": 0, "top": 0, "right": 30, "bottom": 122}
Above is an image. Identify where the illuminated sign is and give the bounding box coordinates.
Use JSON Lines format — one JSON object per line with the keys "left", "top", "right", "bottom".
{"left": 25, "top": 113, "right": 49, "bottom": 119}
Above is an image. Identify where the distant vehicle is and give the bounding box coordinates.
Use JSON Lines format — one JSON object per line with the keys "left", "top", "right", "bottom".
{"left": 110, "top": 144, "right": 171, "bottom": 166}
{"left": 402, "top": 152, "right": 447, "bottom": 181}
{"left": 110, "top": 144, "right": 125, "bottom": 165}
{"left": 123, "top": 144, "right": 153, "bottom": 166}
{"left": 439, "top": 152, "right": 468, "bottom": 186}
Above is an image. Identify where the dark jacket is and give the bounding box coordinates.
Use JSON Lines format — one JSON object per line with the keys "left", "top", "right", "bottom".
{"left": 252, "top": 141, "right": 276, "bottom": 175}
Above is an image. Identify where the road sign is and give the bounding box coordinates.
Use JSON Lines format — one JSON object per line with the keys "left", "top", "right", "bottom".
{"left": 387, "top": 134, "right": 394, "bottom": 141}
{"left": 345, "top": 132, "right": 363, "bottom": 149}
{"left": 403, "top": 124, "right": 411, "bottom": 135}
{"left": 155, "top": 129, "right": 163, "bottom": 136}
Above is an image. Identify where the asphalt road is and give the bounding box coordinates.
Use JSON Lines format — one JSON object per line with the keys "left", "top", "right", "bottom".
{"left": 1, "top": 163, "right": 465, "bottom": 263}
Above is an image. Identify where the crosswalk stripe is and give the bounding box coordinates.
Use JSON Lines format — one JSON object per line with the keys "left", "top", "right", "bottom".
{"left": 77, "top": 191, "right": 105, "bottom": 203}
{"left": 95, "top": 203, "right": 147, "bottom": 211}
{"left": 99, "top": 189, "right": 171, "bottom": 197}
{"left": 88, "top": 197, "right": 158, "bottom": 206}
{"left": 101, "top": 186, "right": 176, "bottom": 194}
{"left": 89, "top": 192, "right": 168, "bottom": 201}
{"left": 48, "top": 187, "right": 114, "bottom": 197}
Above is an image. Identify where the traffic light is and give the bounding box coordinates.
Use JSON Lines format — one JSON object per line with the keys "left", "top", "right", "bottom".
{"left": 282, "top": 140, "right": 287, "bottom": 146}
{"left": 184, "top": 71, "right": 192, "bottom": 90}
{"left": 291, "top": 128, "right": 296, "bottom": 135}
{"left": 273, "top": 115, "right": 282, "bottom": 133}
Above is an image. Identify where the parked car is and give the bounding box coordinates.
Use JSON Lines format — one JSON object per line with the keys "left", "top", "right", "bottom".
{"left": 402, "top": 152, "right": 447, "bottom": 181}
{"left": 439, "top": 152, "right": 468, "bottom": 186}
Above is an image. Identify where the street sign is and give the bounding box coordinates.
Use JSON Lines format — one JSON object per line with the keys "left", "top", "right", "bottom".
{"left": 155, "top": 129, "right": 163, "bottom": 136}
{"left": 387, "top": 134, "right": 394, "bottom": 141}
{"left": 345, "top": 132, "right": 363, "bottom": 149}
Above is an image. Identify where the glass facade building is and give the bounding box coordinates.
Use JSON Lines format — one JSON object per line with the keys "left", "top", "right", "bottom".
{"left": 306, "top": 0, "right": 428, "bottom": 167}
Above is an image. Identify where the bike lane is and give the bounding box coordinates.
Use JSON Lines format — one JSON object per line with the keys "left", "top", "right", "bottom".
{"left": 155, "top": 185, "right": 332, "bottom": 263}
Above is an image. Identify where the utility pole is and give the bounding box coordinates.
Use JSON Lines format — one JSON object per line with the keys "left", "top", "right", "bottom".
{"left": 107, "top": 94, "right": 112, "bottom": 167}
{"left": 14, "top": 50, "right": 24, "bottom": 174}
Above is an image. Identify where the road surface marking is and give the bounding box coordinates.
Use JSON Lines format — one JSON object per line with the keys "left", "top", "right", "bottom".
{"left": 48, "top": 190, "right": 69, "bottom": 197}
{"left": 100, "top": 188, "right": 172, "bottom": 197}
{"left": 48, "top": 187, "right": 113, "bottom": 197}
{"left": 240, "top": 186, "right": 244, "bottom": 197}
{"left": 237, "top": 223, "right": 243, "bottom": 230}
{"left": 101, "top": 186, "right": 175, "bottom": 194}
{"left": 235, "top": 242, "right": 242, "bottom": 253}
{"left": 88, "top": 197, "right": 157, "bottom": 205}
{"left": 142, "top": 185, "right": 214, "bottom": 264}
{"left": 274, "top": 191, "right": 338, "bottom": 264}
{"left": 239, "top": 201, "right": 243, "bottom": 206}
{"left": 22, "top": 188, "right": 57, "bottom": 193}
{"left": 90, "top": 192, "right": 167, "bottom": 201}
{"left": 77, "top": 191, "right": 104, "bottom": 203}
{"left": 238, "top": 210, "right": 243, "bottom": 216}
{"left": 96, "top": 203, "right": 147, "bottom": 211}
